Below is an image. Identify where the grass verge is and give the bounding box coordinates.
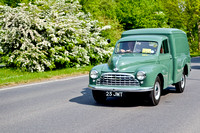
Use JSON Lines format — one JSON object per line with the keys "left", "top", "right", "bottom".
{"left": 0, "top": 66, "right": 93, "bottom": 88}
{"left": 190, "top": 52, "right": 200, "bottom": 57}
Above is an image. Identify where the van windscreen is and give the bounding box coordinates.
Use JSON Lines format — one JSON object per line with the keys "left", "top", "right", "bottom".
{"left": 115, "top": 41, "right": 158, "bottom": 54}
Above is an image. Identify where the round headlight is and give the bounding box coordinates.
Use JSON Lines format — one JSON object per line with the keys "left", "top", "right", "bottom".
{"left": 137, "top": 71, "right": 146, "bottom": 80}
{"left": 90, "top": 70, "right": 98, "bottom": 79}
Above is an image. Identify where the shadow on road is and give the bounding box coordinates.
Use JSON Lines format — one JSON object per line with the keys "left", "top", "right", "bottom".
{"left": 69, "top": 88, "right": 149, "bottom": 107}
{"left": 191, "top": 56, "right": 200, "bottom": 70}
{"left": 191, "top": 56, "right": 200, "bottom": 63}
{"left": 69, "top": 87, "right": 178, "bottom": 107}
{"left": 69, "top": 88, "right": 96, "bottom": 106}
{"left": 162, "top": 87, "right": 177, "bottom": 96}
{"left": 191, "top": 65, "right": 200, "bottom": 70}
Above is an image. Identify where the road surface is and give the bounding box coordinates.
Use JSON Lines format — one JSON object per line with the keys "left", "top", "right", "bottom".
{"left": 0, "top": 57, "right": 200, "bottom": 133}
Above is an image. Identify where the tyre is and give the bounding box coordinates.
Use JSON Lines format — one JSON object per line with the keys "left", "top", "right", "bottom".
{"left": 175, "top": 72, "right": 186, "bottom": 93}
{"left": 92, "top": 90, "right": 107, "bottom": 103}
{"left": 148, "top": 76, "right": 162, "bottom": 106}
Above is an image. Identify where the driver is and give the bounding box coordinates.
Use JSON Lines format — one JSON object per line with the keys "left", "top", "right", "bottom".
{"left": 120, "top": 42, "right": 134, "bottom": 53}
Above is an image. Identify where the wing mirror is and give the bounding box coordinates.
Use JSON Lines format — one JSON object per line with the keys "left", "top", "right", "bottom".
{"left": 107, "top": 39, "right": 111, "bottom": 43}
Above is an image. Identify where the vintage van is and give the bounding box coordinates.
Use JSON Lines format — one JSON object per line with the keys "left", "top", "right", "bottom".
{"left": 88, "top": 28, "right": 191, "bottom": 106}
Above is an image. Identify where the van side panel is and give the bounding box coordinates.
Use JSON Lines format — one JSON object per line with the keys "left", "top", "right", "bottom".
{"left": 173, "top": 34, "right": 191, "bottom": 83}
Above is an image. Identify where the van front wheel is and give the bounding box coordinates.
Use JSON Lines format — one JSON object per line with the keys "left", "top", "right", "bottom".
{"left": 175, "top": 73, "right": 186, "bottom": 93}
{"left": 148, "top": 76, "right": 161, "bottom": 106}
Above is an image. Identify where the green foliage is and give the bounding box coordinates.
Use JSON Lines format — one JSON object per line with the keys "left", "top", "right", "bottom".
{"left": 80, "top": 0, "right": 117, "bottom": 19}
{"left": 81, "top": 0, "right": 169, "bottom": 30}
{"left": 190, "top": 51, "right": 200, "bottom": 57}
{"left": 116, "top": 0, "right": 169, "bottom": 29}
{"left": 0, "top": 0, "right": 35, "bottom": 7}
{"left": 81, "top": 0, "right": 200, "bottom": 52}
{"left": 80, "top": 0, "right": 123, "bottom": 46}
{"left": 162, "top": 0, "right": 200, "bottom": 52}
{"left": 80, "top": 0, "right": 169, "bottom": 45}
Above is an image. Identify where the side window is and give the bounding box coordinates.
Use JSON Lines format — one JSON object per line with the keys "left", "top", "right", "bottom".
{"left": 162, "top": 39, "right": 169, "bottom": 54}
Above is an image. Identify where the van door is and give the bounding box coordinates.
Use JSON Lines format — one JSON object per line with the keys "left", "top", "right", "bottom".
{"left": 159, "top": 39, "right": 173, "bottom": 86}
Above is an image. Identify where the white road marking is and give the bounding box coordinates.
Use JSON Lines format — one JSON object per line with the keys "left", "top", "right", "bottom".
{"left": 0, "top": 75, "right": 88, "bottom": 91}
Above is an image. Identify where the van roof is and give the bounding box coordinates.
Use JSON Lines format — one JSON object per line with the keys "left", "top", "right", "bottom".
{"left": 117, "top": 35, "right": 168, "bottom": 43}
{"left": 122, "top": 28, "right": 186, "bottom": 38}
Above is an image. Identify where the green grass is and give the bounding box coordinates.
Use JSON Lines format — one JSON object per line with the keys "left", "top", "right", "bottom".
{"left": 190, "top": 51, "right": 200, "bottom": 57}
{"left": 0, "top": 66, "right": 93, "bottom": 88}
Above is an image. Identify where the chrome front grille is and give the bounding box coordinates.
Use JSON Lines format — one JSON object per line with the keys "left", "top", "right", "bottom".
{"left": 96, "top": 73, "right": 139, "bottom": 86}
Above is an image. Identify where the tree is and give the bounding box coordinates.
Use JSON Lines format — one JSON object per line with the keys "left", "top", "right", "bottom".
{"left": 162, "top": 0, "right": 200, "bottom": 51}
{"left": 116, "top": 0, "right": 169, "bottom": 30}
{"left": 79, "top": 0, "right": 123, "bottom": 46}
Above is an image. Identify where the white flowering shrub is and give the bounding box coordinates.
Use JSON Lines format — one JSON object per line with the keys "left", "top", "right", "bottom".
{"left": 0, "top": 46, "right": 3, "bottom": 63}
{"left": 0, "top": 0, "right": 112, "bottom": 72}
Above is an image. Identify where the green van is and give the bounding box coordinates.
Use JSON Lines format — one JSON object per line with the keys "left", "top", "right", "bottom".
{"left": 88, "top": 28, "right": 191, "bottom": 106}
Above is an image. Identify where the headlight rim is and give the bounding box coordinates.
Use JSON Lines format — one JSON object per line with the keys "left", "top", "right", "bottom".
{"left": 90, "top": 70, "right": 99, "bottom": 79}
{"left": 137, "top": 71, "right": 146, "bottom": 80}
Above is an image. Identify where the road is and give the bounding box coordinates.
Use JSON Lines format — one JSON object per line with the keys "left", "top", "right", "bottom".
{"left": 0, "top": 57, "right": 200, "bottom": 133}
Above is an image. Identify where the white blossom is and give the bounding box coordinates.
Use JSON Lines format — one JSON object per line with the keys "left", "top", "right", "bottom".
{"left": 102, "top": 25, "right": 111, "bottom": 31}
{"left": 0, "top": 0, "right": 112, "bottom": 72}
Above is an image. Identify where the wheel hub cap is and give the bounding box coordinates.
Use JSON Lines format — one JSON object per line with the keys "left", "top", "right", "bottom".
{"left": 154, "top": 82, "right": 160, "bottom": 100}
{"left": 181, "top": 74, "right": 185, "bottom": 88}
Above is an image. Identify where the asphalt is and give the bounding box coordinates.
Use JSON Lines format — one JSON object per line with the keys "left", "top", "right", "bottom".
{"left": 0, "top": 57, "right": 200, "bottom": 133}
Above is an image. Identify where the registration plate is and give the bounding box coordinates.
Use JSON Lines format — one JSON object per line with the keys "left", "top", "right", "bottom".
{"left": 106, "top": 91, "right": 123, "bottom": 97}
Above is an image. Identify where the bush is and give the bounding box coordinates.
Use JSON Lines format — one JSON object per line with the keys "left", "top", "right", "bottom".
{"left": 0, "top": 0, "right": 112, "bottom": 72}
{"left": 0, "top": 0, "right": 35, "bottom": 7}
{"left": 79, "top": 0, "right": 123, "bottom": 47}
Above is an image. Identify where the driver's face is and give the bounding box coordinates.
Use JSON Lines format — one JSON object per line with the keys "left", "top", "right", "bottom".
{"left": 128, "top": 42, "right": 134, "bottom": 49}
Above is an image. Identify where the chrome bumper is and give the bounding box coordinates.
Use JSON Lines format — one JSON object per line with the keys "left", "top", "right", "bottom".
{"left": 88, "top": 85, "right": 153, "bottom": 92}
